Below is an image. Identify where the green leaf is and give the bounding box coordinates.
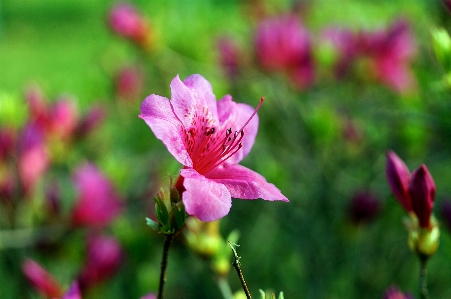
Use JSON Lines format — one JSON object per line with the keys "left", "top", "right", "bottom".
{"left": 145, "top": 217, "right": 160, "bottom": 231}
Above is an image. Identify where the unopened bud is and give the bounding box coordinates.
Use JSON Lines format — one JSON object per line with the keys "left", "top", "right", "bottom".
{"left": 408, "top": 217, "right": 440, "bottom": 258}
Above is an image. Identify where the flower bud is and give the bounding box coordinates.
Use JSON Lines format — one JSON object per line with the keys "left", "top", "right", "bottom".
{"left": 386, "top": 151, "right": 412, "bottom": 212}
{"left": 58, "top": 282, "right": 81, "bottom": 299}
{"left": 383, "top": 285, "right": 414, "bottom": 299}
{"left": 22, "top": 259, "right": 63, "bottom": 298}
{"left": 409, "top": 164, "right": 436, "bottom": 229}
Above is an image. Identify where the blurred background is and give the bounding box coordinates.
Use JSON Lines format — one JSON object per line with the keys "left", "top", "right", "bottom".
{"left": 1, "top": 0, "right": 451, "bottom": 298}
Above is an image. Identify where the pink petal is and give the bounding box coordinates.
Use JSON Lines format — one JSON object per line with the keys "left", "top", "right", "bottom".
{"left": 206, "top": 163, "right": 288, "bottom": 201}
{"left": 169, "top": 75, "right": 218, "bottom": 129}
{"left": 180, "top": 168, "right": 232, "bottom": 221}
{"left": 139, "top": 94, "right": 192, "bottom": 166}
{"left": 216, "top": 95, "right": 258, "bottom": 163}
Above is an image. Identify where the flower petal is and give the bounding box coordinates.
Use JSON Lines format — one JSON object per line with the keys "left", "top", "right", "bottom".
{"left": 206, "top": 163, "right": 288, "bottom": 201}
{"left": 170, "top": 75, "right": 218, "bottom": 129}
{"left": 181, "top": 168, "right": 232, "bottom": 221}
{"left": 139, "top": 94, "right": 192, "bottom": 166}
{"left": 216, "top": 95, "right": 258, "bottom": 163}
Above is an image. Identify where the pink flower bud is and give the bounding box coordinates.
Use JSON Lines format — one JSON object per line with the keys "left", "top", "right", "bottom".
{"left": 140, "top": 293, "right": 156, "bottom": 299}
{"left": 18, "top": 124, "right": 49, "bottom": 196}
{"left": 409, "top": 164, "right": 436, "bottom": 229}
{"left": 383, "top": 285, "right": 414, "bottom": 299}
{"left": 0, "top": 128, "right": 16, "bottom": 161}
{"left": 78, "top": 234, "right": 123, "bottom": 291}
{"left": 25, "top": 85, "right": 49, "bottom": 130}
{"left": 70, "top": 163, "right": 123, "bottom": 228}
{"left": 349, "top": 191, "right": 381, "bottom": 224}
{"left": 48, "top": 98, "right": 78, "bottom": 140}
{"left": 75, "top": 105, "right": 106, "bottom": 138}
{"left": 386, "top": 151, "right": 412, "bottom": 212}
{"left": 217, "top": 37, "right": 240, "bottom": 78}
{"left": 22, "top": 259, "right": 63, "bottom": 298}
{"left": 108, "top": 3, "right": 151, "bottom": 48}
{"left": 115, "top": 66, "right": 144, "bottom": 102}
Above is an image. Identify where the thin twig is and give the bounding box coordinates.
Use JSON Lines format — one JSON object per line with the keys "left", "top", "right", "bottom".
{"left": 419, "top": 256, "right": 429, "bottom": 299}
{"left": 157, "top": 234, "right": 174, "bottom": 299}
{"left": 228, "top": 241, "right": 252, "bottom": 299}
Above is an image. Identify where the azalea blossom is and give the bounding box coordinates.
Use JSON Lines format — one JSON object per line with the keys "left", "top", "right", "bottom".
{"left": 22, "top": 259, "right": 64, "bottom": 298}
{"left": 139, "top": 74, "right": 288, "bottom": 221}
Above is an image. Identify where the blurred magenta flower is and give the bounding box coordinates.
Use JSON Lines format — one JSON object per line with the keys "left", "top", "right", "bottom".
{"left": 70, "top": 163, "right": 123, "bottom": 228}
{"left": 217, "top": 37, "right": 241, "bottom": 78}
{"left": 349, "top": 191, "right": 381, "bottom": 224}
{"left": 139, "top": 74, "right": 288, "bottom": 221}
{"left": 254, "top": 15, "right": 314, "bottom": 89}
{"left": 18, "top": 124, "right": 49, "bottom": 196}
{"left": 386, "top": 150, "right": 412, "bottom": 212}
{"left": 409, "top": 165, "right": 436, "bottom": 229}
{"left": 383, "top": 285, "right": 414, "bottom": 299}
{"left": 140, "top": 293, "right": 156, "bottom": 299}
{"left": 115, "top": 66, "right": 144, "bottom": 102}
{"left": 57, "top": 282, "right": 82, "bottom": 299}
{"left": 108, "top": 3, "right": 151, "bottom": 49}
{"left": 47, "top": 98, "right": 79, "bottom": 141}
{"left": 78, "top": 234, "right": 123, "bottom": 291}
{"left": 22, "top": 258, "right": 64, "bottom": 298}
{"left": 361, "top": 20, "right": 417, "bottom": 93}
{"left": 75, "top": 105, "right": 106, "bottom": 138}
{"left": 386, "top": 151, "right": 436, "bottom": 229}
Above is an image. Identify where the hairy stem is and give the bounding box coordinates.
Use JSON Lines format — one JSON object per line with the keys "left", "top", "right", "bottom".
{"left": 419, "top": 256, "right": 429, "bottom": 299}
{"left": 157, "top": 234, "right": 174, "bottom": 299}
{"left": 228, "top": 241, "right": 252, "bottom": 299}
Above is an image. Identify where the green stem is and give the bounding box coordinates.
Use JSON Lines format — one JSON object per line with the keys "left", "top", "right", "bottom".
{"left": 228, "top": 241, "right": 252, "bottom": 299}
{"left": 217, "top": 276, "right": 234, "bottom": 299}
{"left": 157, "top": 234, "right": 174, "bottom": 299}
{"left": 419, "top": 256, "right": 429, "bottom": 299}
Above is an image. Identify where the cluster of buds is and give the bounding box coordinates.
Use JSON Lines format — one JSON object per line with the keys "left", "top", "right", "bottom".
{"left": 146, "top": 183, "right": 187, "bottom": 235}
{"left": 386, "top": 151, "right": 439, "bottom": 258}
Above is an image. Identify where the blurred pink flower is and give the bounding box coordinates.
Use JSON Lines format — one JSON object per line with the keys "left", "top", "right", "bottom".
{"left": 217, "top": 37, "right": 241, "bottom": 78}
{"left": 140, "top": 293, "right": 156, "bottom": 299}
{"left": 349, "top": 191, "right": 381, "bottom": 224}
{"left": 78, "top": 234, "right": 123, "bottom": 291}
{"left": 362, "top": 20, "right": 417, "bottom": 93}
{"left": 75, "top": 105, "right": 106, "bottom": 138}
{"left": 18, "top": 124, "right": 49, "bottom": 196}
{"left": 383, "top": 285, "right": 414, "bottom": 299}
{"left": 0, "top": 127, "right": 16, "bottom": 161}
{"left": 56, "top": 282, "right": 82, "bottom": 299}
{"left": 108, "top": 3, "right": 151, "bottom": 48}
{"left": 22, "top": 259, "right": 64, "bottom": 298}
{"left": 139, "top": 74, "right": 288, "bottom": 221}
{"left": 70, "top": 163, "right": 123, "bottom": 228}
{"left": 115, "top": 66, "right": 144, "bottom": 102}
{"left": 47, "top": 98, "right": 79, "bottom": 141}
{"left": 255, "top": 15, "right": 315, "bottom": 89}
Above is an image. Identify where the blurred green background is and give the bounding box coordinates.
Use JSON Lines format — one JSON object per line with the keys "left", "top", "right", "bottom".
{"left": 1, "top": 0, "right": 451, "bottom": 298}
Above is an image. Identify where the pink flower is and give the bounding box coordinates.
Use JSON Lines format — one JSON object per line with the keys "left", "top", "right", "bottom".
{"left": 78, "top": 234, "right": 123, "bottom": 291}
{"left": 70, "top": 163, "right": 123, "bottom": 228}
{"left": 22, "top": 259, "right": 64, "bottom": 298}
{"left": 217, "top": 37, "right": 241, "bottom": 78}
{"left": 47, "top": 98, "right": 79, "bottom": 140}
{"left": 140, "top": 294, "right": 156, "bottom": 299}
{"left": 75, "top": 105, "right": 106, "bottom": 138}
{"left": 409, "top": 165, "right": 436, "bottom": 229}
{"left": 139, "top": 74, "right": 288, "bottom": 221}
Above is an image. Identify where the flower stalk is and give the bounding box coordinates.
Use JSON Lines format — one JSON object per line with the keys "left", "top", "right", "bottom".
{"left": 157, "top": 234, "right": 174, "bottom": 299}
{"left": 419, "top": 256, "right": 429, "bottom": 299}
{"left": 228, "top": 241, "right": 252, "bottom": 299}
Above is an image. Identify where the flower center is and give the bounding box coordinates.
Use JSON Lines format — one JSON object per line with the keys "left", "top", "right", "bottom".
{"left": 186, "top": 97, "right": 264, "bottom": 175}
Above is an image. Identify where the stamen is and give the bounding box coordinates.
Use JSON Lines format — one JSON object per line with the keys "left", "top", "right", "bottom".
{"left": 237, "top": 97, "right": 264, "bottom": 132}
